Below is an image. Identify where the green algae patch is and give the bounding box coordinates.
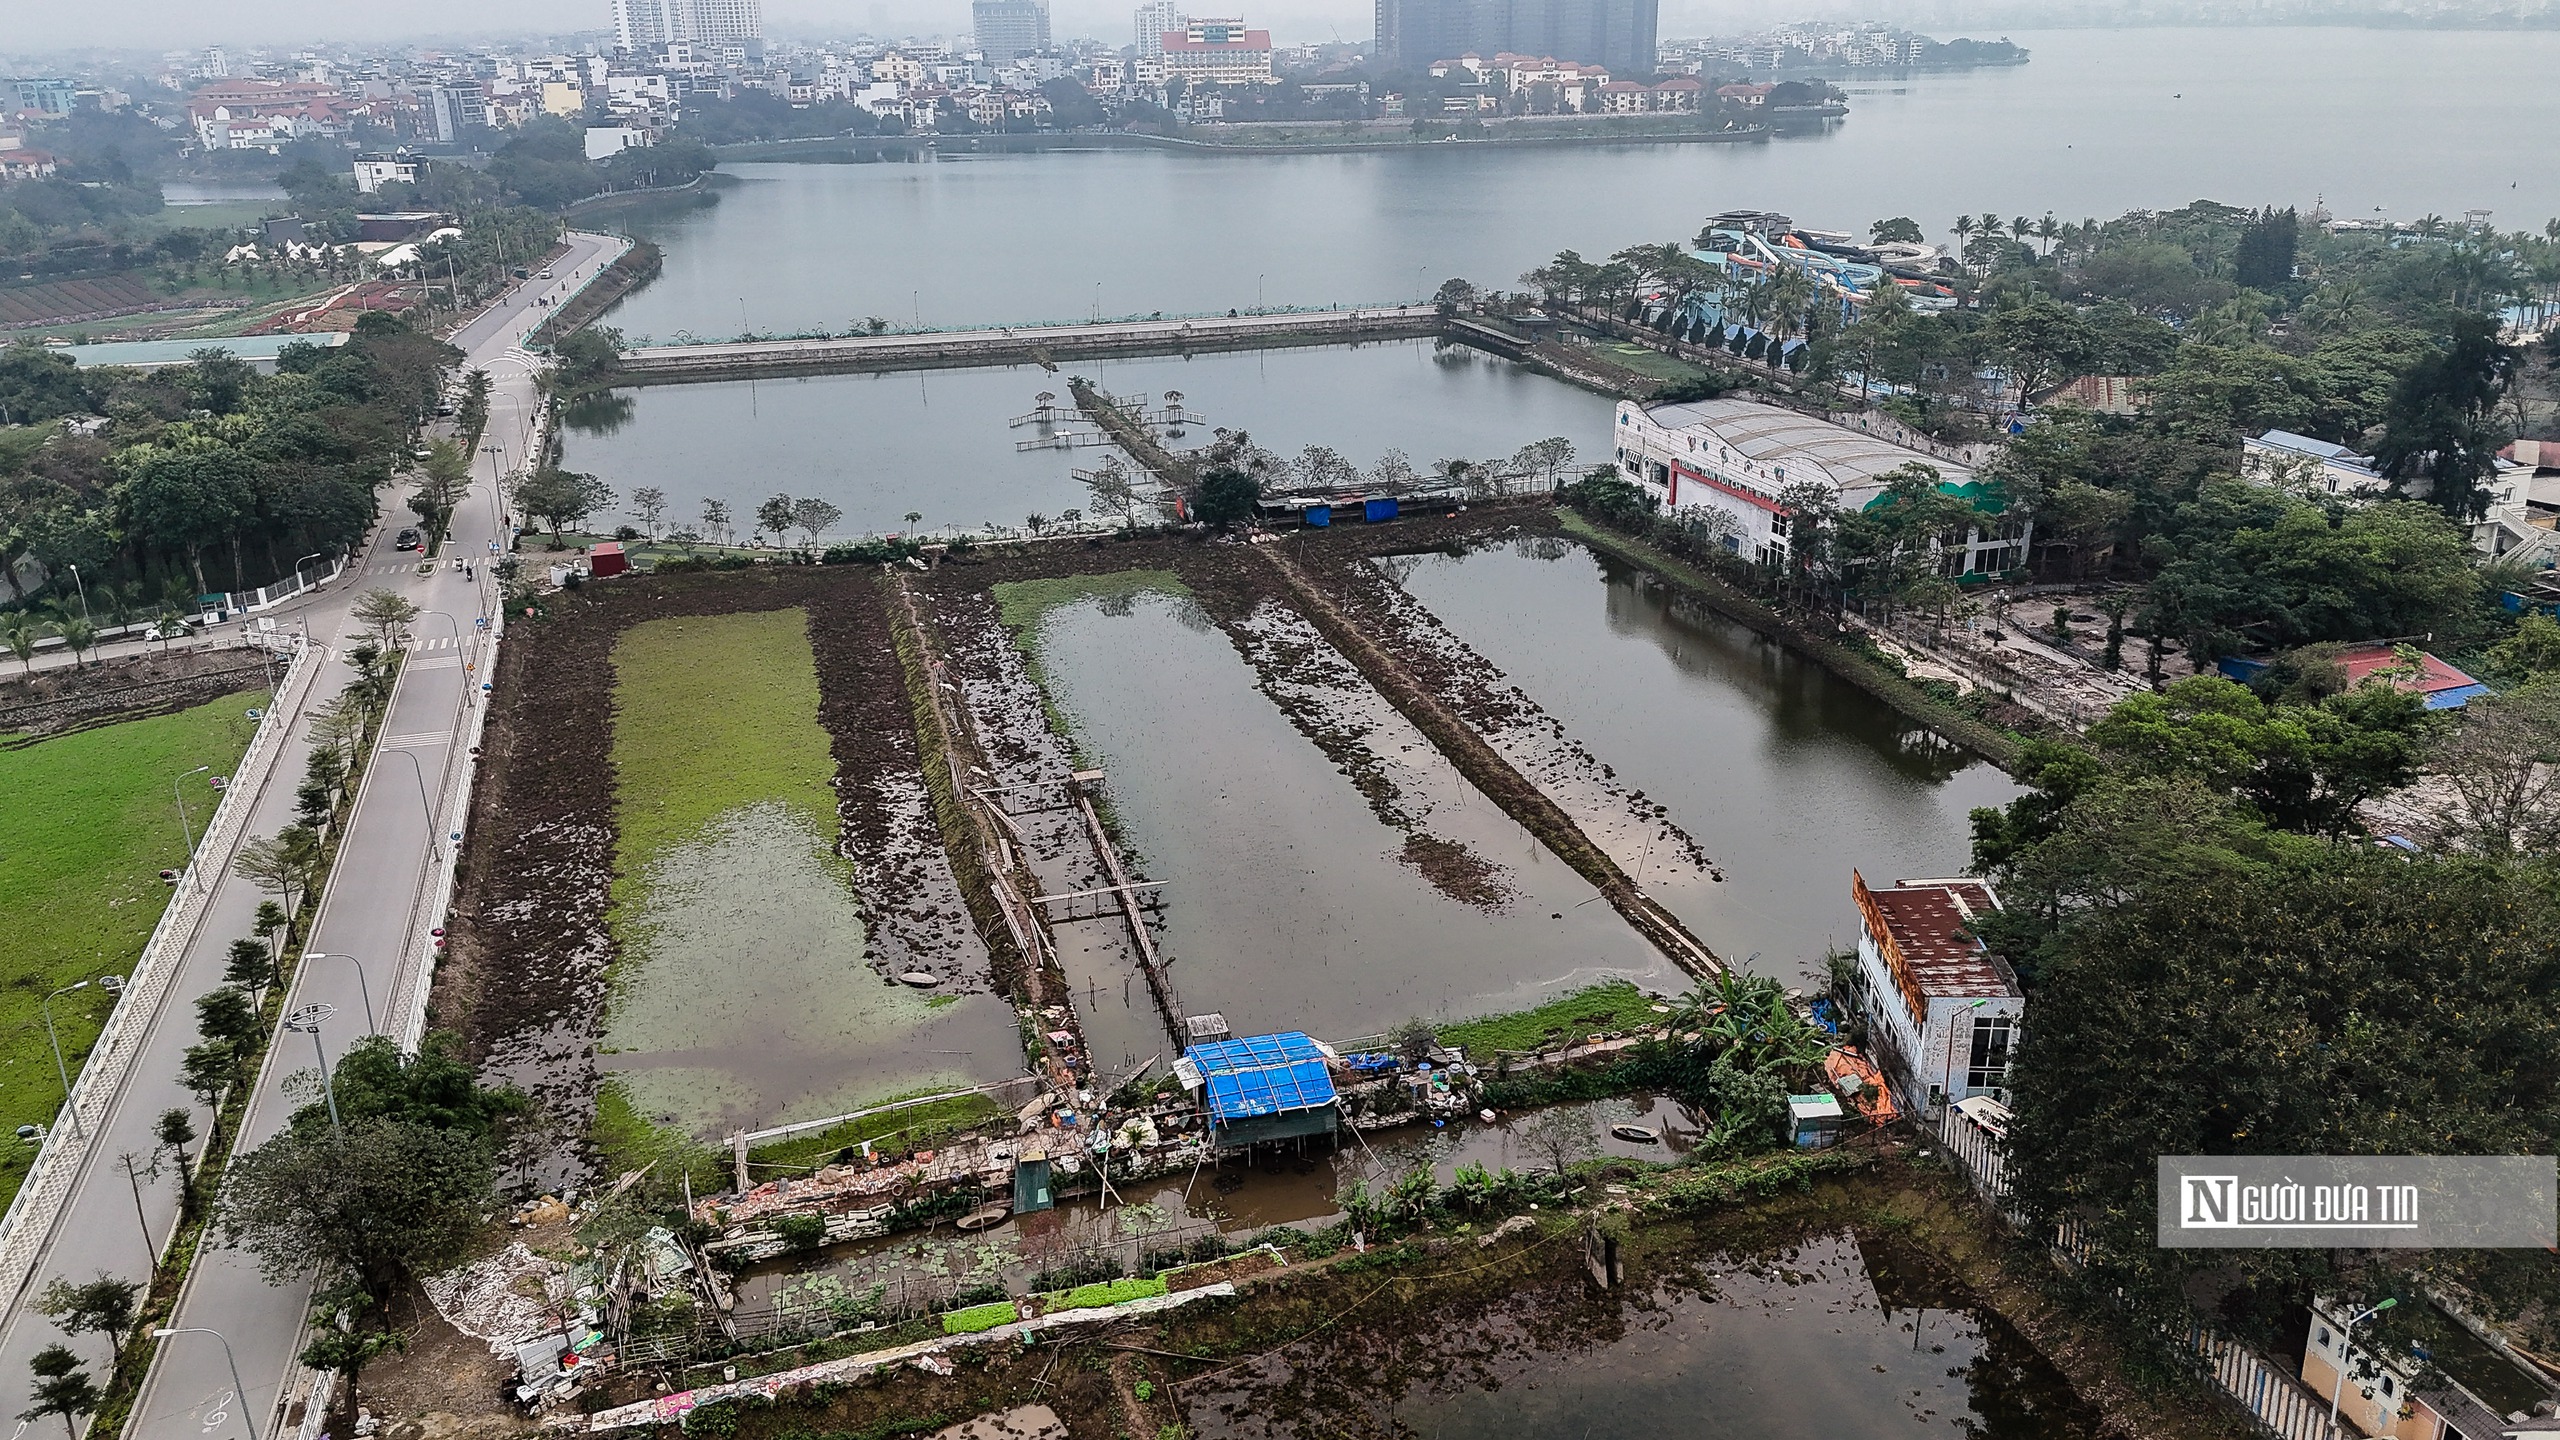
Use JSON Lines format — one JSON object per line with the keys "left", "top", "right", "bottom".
{"left": 990, "top": 569, "right": 1189, "bottom": 641}
{"left": 610, "top": 607, "right": 837, "bottom": 887}
{"left": 1436, "top": 980, "right": 1656, "bottom": 1057}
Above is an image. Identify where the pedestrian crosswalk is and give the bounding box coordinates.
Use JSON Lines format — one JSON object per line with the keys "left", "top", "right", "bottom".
{"left": 380, "top": 731, "right": 450, "bottom": 750}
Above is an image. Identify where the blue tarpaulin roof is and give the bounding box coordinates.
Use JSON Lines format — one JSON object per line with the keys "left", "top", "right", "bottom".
{"left": 1186, "top": 1033, "right": 1336, "bottom": 1123}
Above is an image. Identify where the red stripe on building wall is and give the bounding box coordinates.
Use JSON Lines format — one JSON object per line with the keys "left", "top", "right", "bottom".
{"left": 1670, "top": 462, "right": 1790, "bottom": 516}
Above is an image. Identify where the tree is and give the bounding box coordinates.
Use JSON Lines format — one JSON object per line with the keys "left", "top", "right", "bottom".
{"left": 34, "top": 1274, "right": 140, "bottom": 1351}
{"left": 20, "top": 1344, "right": 98, "bottom": 1438}
{"left": 179, "top": 1045, "right": 234, "bottom": 1110}
{"left": 1869, "top": 217, "right": 1924, "bottom": 245}
{"left": 513, "top": 467, "right": 616, "bottom": 546}
{"left": 298, "top": 1276, "right": 407, "bottom": 1420}
{"left": 3, "top": 616, "right": 40, "bottom": 673}
{"left": 2428, "top": 681, "right": 2560, "bottom": 854}
{"left": 225, "top": 937, "right": 275, "bottom": 990}
{"left": 112, "top": 441, "right": 256, "bottom": 596}
{"left": 789, "top": 496, "right": 842, "bottom": 546}
{"left": 54, "top": 617, "right": 95, "bottom": 669}
{"left": 754, "top": 492, "right": 796, "bottom": 546}
{"left": 2084, "top": 675, "right": 2433, "bottom": 837}
{"left": 410, "top": 439, "right": 472, "bottom": 537}
{"left": 157, "top": 1108, "right": 198, "bottom": 1174}
{"left": 195, "top": 985, "right": 263, "bottom": 1075}
{"left": 2232, "top": 206, "right": 2299, "bottom": 292}
{"left": 1519, "top": 1105, "right": 1598, "bottom": 1175}
{"left": 220, "top": 1117, "right": 494, "bottom": 1306}
{"left": 700, "top": 498, "right": 733, "bottom": 546}
{"left": 1984, "top": 295, "right": 2093, "bottom": 407}
{"left": 2373, "top": 312, "right": 2520, "bottom": 520}
{"left": 350, "top": 587, "right": 419, "bottom": 647}
{"left": 233, "top": 825, "right": 324, "bottom": 917}
{"left": 1511, "top": 436, "right": 1577, "bottom": 491}
{"left": 1079, "top": 458, "right": 1140, "bottom": 529}
{"left": 1432, "top": 277, "right": 1477, "bottom": 316}
{"left": 1996, "top": 844, "right": 2560, "bottom": 1337}
{"left": 629, "top": 486, "right": 668, "bottom": 540}
{"left": 255, "top": 900, "right": 290, "bottom": 961}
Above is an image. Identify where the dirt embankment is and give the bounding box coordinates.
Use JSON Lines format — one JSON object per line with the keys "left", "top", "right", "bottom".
{"left": 438, "top": 567, "right": 1007, "bottom": 1187}
{"left": 0, "top": 646, "right": 274, "bottom": 742}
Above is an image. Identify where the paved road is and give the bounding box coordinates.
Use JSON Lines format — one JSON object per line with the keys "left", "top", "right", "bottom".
{"left": 0, "top": 230, "right": 626, "bottom": 1440}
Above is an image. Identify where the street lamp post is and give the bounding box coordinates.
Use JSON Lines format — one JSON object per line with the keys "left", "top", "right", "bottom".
{"left": 152, "top": 1327, "right": 259, "bottom": 1440}
{"left": 383, "top": 747, "right": 442, "bottom": 860}
{"left": 173, "top": 764, "right": 213, "bottom": 888}
{"left": 2328, "top": 1298, "right": 2398, "bottom": 1431}
{"left": 306, "top": 953, "right": 377, "bottom": 1036}
{"left": 282, "top": 1003, "right": 341, "bottom": 1129}
{"left": 40, "top": 976, "right": 124, "bottom": 1140}
{"left": 64, "top": 563, "right": 91, "bottom": 624}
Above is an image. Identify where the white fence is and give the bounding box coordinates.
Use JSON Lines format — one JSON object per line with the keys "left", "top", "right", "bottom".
{"left": 1930, "top": 1108, "right": 2345, "bottom": 1440}
{"left": 0, "top": 639, "right": 318, "bottom": 1305}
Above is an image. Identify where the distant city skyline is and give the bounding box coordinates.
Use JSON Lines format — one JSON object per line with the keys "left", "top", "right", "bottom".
{"left": 6, "top": 0, "right": 2553, "bottom": 58}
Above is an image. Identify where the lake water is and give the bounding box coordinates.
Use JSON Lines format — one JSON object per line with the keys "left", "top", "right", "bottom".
{"left": 562, "top": 338, "right": 1614, "bottom": 539}
{"left": 600, "top": 27, "right": 2560, "bottom": 340}
{"left": 1385, "top": 540, "right": 2018, "bottom": 980}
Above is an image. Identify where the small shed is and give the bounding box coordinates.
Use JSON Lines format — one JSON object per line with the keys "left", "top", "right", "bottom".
{"left": 1786, "top": 1093, "right": 1844, "bottom": 1148}
{"left": 1178, "top": 1032, "right": 1339, "bottom": 1150}
{"left": 588, "top": 541, "right": 629, "bottom": 578}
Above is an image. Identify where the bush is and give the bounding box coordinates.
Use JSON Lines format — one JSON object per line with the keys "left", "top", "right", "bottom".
{"left": 769, "top": 1213, "right": 827, "bottom": 1252}
{"left": 1048, "top": 1276, "right": 1166, "bottom": 1312}
{"left": 940, "top": 1301, "right": 1018, "bottom": 1335}
{"left": 821, "top": 538, "right": 922, "bottom": 565}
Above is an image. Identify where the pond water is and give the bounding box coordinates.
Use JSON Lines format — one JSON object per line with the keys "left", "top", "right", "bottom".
{"left": 1026, "top": 587, "right": 1678, "bottom": 1057}
{"left": 602, "top": 800, "right": 1023, "bottom": 1139}
{"left": 1382, "top": 539, "right": 2019, "bottom": 981}
{"left": 1183, "top": 1228, "right": 2105, "bottom": 1440}
{"left": 558, "top": 338, "right": 1614, "bottom": 543}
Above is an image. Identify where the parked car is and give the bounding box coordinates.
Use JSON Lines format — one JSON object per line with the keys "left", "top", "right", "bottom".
{"left": 538, "top": 269, "right": 554, "bottom": 279}
{"left": 394, "top": 528, "right": 423, "bottom": 551}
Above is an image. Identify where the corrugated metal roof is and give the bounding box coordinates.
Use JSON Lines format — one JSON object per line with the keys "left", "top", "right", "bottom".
{"left": 1640, "top": 396, "right": 1975, "bottom": 498}
{"left": 1185, "top": 1032, "right": 1336, "bottom": 1123}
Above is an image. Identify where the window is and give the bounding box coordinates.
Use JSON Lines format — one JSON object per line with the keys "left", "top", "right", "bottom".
{"left": 1965, "top": 1015, "right": 2013, "bottom": 1095}
{"left": 2315, "top": 1327, "right": 2331, "bottom": 1349}
{"left": 2380, "top": 1377, "right": 2393, "bottom": 1397}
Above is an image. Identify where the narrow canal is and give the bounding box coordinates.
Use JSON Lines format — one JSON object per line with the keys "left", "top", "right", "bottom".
{"left": 1382, "top": 538, "right": 2019, "bottom": 982}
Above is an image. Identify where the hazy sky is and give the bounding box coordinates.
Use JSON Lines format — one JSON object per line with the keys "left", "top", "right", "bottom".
{"left": 15, "top": 0, "right": 1841, "bottom": 60}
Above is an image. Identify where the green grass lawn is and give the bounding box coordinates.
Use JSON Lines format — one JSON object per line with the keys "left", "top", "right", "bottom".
{"left": 1596, "top": 341, "right": 1718, "bottom": 384}
{"left": 0, "top": 692, "right": 261, "bottom": 1202}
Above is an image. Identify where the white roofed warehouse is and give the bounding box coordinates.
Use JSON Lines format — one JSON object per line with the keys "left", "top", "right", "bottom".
{"left": 1612, "top": 397, "right": 2029, "bottom": 576}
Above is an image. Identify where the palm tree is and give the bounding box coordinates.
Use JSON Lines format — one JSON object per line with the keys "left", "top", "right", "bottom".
{"left": 2012, "top": 216, "right": 2035, "bottom": 252}
{"left": 2034, "top": 214, "right": 2062, "bottom": 257}
{"left": 57, "top": 617, "right": 97, "bottom": 669}
{"left": 2, "top": 616, "right": 41, "bottom": 672}
{"left": 1950, "top": 214, "right": 1976, "bottom": 263}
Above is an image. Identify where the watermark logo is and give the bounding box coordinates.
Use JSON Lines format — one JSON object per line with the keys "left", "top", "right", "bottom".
{"left": 2158, "top": 1156, "right": 2555, "bottom": 1249}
